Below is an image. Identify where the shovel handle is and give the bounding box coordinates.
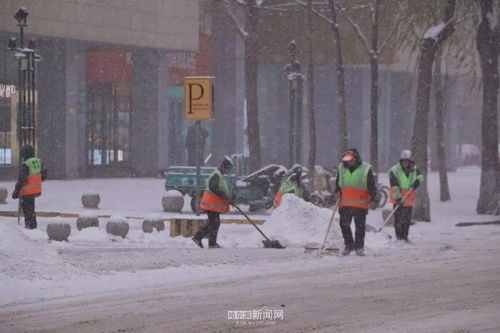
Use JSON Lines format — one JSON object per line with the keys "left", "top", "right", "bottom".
{"left": 378, "top": 189, "right": 413, "bottom": 232}
{"left": 232, "top": 204, "right": 271, "bottom": 242}
{"left": 319, "top": 201, "right": 340, "bottom": 252}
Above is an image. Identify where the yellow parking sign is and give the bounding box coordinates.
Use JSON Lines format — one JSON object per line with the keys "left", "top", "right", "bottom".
{"left": 184, "top": 76, "right": 214, "bottom": 120}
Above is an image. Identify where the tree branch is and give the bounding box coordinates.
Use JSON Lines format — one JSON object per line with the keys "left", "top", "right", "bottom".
{"left": 295, "top": 0, "right": 334, "bottom": 25}
{"left": 340, "top": 7, "right": 372, "bottom": 54}
{"left": 378, "top": 7, "right": 403, "bottom": 55}
{"left": 220, "top": 1, "right": 249, "bottom": 39}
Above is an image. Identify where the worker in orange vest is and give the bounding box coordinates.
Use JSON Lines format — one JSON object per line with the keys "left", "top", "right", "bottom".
{"left": 12, "top": 144, "right": 47, "bottom": 229}
{"left": 192, "top": 157, "right": 234, "bottom": 248}
{"left": 334, "top": 148, "right": 378, "bottom": 256}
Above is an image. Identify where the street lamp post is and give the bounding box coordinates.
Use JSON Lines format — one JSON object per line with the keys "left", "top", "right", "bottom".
{"left": 7, "top": 7, "right": 41, "bottom": 159}
{"left": 284, "top": 41, "right": 303, "bottom": 168}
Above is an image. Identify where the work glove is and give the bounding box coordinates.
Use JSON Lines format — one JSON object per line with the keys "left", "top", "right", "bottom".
{"left": 226, "top": 198, "right": 235, "bottom": 206}
{"left": 12, "top": 189, "right": 19, "bottom": 199}
{"left": 369, "top": 200, "right": 378, "bottom": 210}
{"left": 396, "top": 198, "right": 403, "bottom": 207}
{"left": 411, "top": 180, "right": 420, "bottom": 190}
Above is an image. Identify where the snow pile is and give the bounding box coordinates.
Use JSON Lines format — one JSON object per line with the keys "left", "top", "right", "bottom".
{"left": 260, "top": 194, "right": 341, "bottom": 247}
{"left": 0, "top": 220, "right": 85, "bottom": 281}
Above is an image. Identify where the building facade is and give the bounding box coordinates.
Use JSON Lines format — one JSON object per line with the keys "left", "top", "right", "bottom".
{"left": 0, "top": 0, "right": 205, "bottom": 179}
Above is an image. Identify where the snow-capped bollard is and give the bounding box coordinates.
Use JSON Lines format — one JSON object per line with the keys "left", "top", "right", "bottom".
{"left": 0, "top": 187, "right": 7, "bottom": 204}
{"left": 162, "top": 190, "right": 184, "bottom": 212}
{"left": 142, "top": 215, "right": 165, "bottom": 233}
{"left": 82, "top": 191, "right": 100, "bottom": 209}
{"left": 47, "top": 222, "right": 71, "bottom": 242}
{"left": 76, "top": 213, "right": 99, "bottom": 231}
{"left": 382, "top": 208, "right": 395, "bottom": 226}
{"left": 106, "top": 216, "right": 129, "bottom": 238}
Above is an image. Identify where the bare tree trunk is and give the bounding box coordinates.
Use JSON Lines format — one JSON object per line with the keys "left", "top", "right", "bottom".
{"left": 306, "top": 0, "right": 316, "bottom": 172}
{"left": 476, "top": 0, "right": 499, "bottom": 215}
{"left": 245, "top": 5, "right": 261, "bottom": 172}
{"left": 328, "top": 0, "right": 348, "bottom": 155}
{"left": 370, "top": 0, "right": 380, "bottom": 181}
{"left": 433, "top": 49, "right": 451, "bottom": 201}
{"left": 411, "top": 0, "right": 456, "bottom": 222}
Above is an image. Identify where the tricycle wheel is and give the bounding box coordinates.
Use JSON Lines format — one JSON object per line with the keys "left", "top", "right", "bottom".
{"left": 311, "top": 193, "right": 325, "bottom": 207}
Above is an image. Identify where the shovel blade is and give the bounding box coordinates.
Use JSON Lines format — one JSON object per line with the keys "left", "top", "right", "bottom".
{"left": 262, "top": 239, "right": 285, "bottom": 249}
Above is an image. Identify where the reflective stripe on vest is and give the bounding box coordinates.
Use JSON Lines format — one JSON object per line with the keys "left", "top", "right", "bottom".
{"left": 199, "top": 169, "right": 230, "bottom": 213}
{"left": 20, "top": 157, "right": 42, "bottom": 197}
{"left": 338, "top": 162, "right": 371, "bottom": 209}
{"left": 389, "top": 164, "right": 421, "bottom": 207}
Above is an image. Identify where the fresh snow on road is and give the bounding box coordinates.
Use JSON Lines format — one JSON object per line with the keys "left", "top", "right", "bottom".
{"left": 0, "top": 167, "right": 499, "bottom": 332}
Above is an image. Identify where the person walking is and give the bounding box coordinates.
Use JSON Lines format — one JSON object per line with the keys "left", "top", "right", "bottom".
{"left": 192, "top": 157, "right": 234, "bottom": 248}
{"left": 335, "top": 148, "right": 378, "bottom": 256}
{"left": 388, "top": 150, "right": 423, "bottom": 243}
{"left": 12, "top": 144, "right": 47, "bottom": 229}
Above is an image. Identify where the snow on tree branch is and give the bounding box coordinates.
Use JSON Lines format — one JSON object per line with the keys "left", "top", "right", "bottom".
{"left": 294, "top": 0, "right": 334, "bottom": 25}
{"left": 340, "top": 7, "right": 372, "bottom": 54}
{"left": 220, "top": 0, "right": 249, "bottom": 39}
{"left": 423, "top": 23, "right": 446, "bottom": 40}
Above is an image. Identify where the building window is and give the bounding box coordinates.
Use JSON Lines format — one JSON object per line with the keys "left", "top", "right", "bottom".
{"left": 85, "top": 50, "right": 132, "bottom": 167}
{"left": 0, "top": 84, "right": 16, "bottom": 165}
{"left": 86, "top": 82, "right": 130, "bottom": 166}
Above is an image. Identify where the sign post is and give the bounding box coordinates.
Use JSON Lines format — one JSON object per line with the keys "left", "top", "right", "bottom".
{"left": 184, "top": 76, "right": 214, "bottom": 216}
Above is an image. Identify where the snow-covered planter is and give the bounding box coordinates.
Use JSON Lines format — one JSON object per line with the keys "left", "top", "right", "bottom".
{"left": 47, "top": 222, "right": 71, "bottom": 242}
{"left": 162, "top": 190, "right": 184, "bottom": 212}
{"left": 382, "top": 208, "right": 395, "bottom": 226}
{"left": 82, "top": 191, "right": 100, "bottom": 209}
{"left": 76, "top": 213, "right": 99, "bottom": 231}
{"left": 142, "top": 215, "right": 165, "bottom": 233}
{"left": 0, "top": 187, "right": 7, "bottom": 204}
{"left": 106, "top": 216, "right": 129, "bottom": 238}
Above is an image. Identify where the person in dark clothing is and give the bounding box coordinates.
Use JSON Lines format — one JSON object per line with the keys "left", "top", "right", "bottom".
{"left": 12, "top": 144, "right": 47, "bottom": 229}
{"left": 388, "top": 150, "right": 423, "bottom": 242}
{"left": 192, "top": 157, "right": 234, "bottom": 248}
{"left": 334, "top": 148, "right": 378, "bottom": 256}
{"left": 186, "top": 121, "right": 209, "bottom": 166}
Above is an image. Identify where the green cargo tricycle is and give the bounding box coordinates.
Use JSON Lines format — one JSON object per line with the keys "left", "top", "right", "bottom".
{"left": 164, "top": 164, "right": 286, "bottom": 213}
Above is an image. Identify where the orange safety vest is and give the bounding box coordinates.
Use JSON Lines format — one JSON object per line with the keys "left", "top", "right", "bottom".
{"left": 200, "top": 169, "right": 230, "bottom": 213}
{"left": 20, "top": 157, "right": 42, "bottom": 197}
{"left": 389, "top": 188, "right": 416, "bottom": 207}
{"left": 273, "top": 192, "right": 283, "bottom": 208}
{"left": 338, "top": 162, "right": 371, "bottom": 210}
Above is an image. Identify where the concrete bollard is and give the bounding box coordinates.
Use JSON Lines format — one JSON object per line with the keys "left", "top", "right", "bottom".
{"left": 82, "top": 191, "right": 100, "bottom": 209}
{"left": 76, "top": 214, "right": 99, "bottom": 231}
{"left": 142, "top": 216, "right": 165, "bottom": 233}
{"left": 0, "top": 187, "right": 7, "bottom": 204}
{"left": 382, "top": 208, "right": 395, "bottom": 226}
{"left": 106, "top": 216, "right": 129, "bottom": 238}
{"left": 162, "top": 190, "right": 184, "bottom": 212}
{"left": 47, "top": 222, "right": 71, "bottom": 242}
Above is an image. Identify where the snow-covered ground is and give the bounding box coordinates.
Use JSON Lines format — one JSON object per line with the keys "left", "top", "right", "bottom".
{"left": 0, "top": 167, "right": 499, "bottom": 332}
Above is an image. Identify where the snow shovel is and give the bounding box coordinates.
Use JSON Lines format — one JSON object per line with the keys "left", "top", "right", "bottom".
{"left": 377, "top": 189, "right": 414, "bottom": 237}
{"left": 304, "top": 200, "right": 340, "bottom": 254}
{"left": 232, "top": 203, "right": 285, "bottom": 249}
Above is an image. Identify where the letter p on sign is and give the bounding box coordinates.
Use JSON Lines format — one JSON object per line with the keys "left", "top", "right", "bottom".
{"left": 184, "top": 76, "right": 214, "bottom": 121}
